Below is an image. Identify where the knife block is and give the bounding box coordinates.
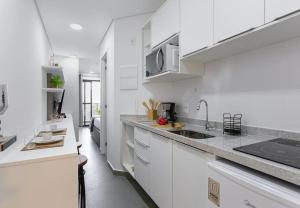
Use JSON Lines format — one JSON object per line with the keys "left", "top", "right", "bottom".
{"left": 147, "top": 110, "right": 158, "bottom": 120}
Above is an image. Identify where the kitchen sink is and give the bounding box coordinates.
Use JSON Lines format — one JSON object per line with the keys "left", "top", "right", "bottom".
{"left": 168, "top": 130, "right": 215, "bottom": 139}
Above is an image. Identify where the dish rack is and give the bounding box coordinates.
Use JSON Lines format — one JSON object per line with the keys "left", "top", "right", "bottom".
{"left": 223, "top": 113, "right": 242, "bottom": 135}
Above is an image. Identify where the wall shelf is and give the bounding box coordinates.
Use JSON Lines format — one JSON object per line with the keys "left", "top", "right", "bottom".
{"left": 42, "top": 66, "right": 64, "bottom": 82}
{"left": 182, "top": 11, "right": 300, "bottom": 63}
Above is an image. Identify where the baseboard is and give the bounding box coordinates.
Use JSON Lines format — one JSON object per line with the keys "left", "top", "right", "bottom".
{"left": 107, "top": 160, "right": 128, "bottom": 176}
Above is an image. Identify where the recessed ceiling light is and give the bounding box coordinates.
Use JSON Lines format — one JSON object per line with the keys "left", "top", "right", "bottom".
{"left": 69, "top": 23, "right": 83, "bottom": 30}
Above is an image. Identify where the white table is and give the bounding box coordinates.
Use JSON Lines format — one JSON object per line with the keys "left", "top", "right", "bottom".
{"left": 0, "top": 115, "right": 78, "bottom": 208}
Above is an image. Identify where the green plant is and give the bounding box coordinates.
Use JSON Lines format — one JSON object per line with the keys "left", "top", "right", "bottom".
{"left": 96, "top": 104, "right": 101, "bottom": 115}
{"left": 50, "top": 75, "right": 64, "bottom": 88}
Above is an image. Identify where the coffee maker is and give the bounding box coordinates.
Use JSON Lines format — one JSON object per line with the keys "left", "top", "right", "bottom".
{"left": 161, "top": 102, "right": 177, "bottom": 122}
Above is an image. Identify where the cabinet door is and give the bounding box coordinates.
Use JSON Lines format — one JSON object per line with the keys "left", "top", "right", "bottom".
{"left": 214, "top": 0, "right": 264, "bottom": 43}
{"left": 134, "top": 150, "right": 150, "bottom": 193}
{"left": 173, "top": 141, "right": 209, "bottom": 208}
{"left": 265, "top": 0, "right": 300, "bottom": 23}
{"left": 134, "top": 127, "right": 151, "bottom": 192}
{"left": 151, "top": 0, "right": 180, "bottom": 48}
{"left": 180, "top": 0, "right": 213, "bottom": 56}
{"left": 208, "top": 166, "right": 289, "bottom": 208}
{"left": 150, "top": 133, "right": 172, "bottom": 208}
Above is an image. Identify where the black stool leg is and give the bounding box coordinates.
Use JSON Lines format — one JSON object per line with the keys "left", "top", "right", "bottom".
{"left": 79, "top": 167, "right": 86, "bottom": 208}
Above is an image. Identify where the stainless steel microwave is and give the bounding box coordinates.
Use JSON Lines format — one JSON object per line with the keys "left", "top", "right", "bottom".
{"left": 146, "top": 43, "right": 179, "bottom": 77}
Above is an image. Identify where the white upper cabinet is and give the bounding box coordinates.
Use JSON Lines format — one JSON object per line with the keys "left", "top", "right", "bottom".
{"left": 180, "top": 0, "right": 213, "bottom": 57}
{"left": 265, "top": 0, "right": 300, "bottom": 23}
{"left": 214, "top": 0, "right": 265, "bottom": 43}
{"left": 151, "top": 0, "right": 180, "bottom": 48}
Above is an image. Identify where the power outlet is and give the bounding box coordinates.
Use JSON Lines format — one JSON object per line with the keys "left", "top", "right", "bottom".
{"left": 182, "top": 103, "right": 190, "bottom": 114}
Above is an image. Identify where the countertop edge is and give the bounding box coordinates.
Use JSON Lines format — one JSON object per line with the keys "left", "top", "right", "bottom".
{"left": 121, "top": 117, "right": 300, "bottom": 186}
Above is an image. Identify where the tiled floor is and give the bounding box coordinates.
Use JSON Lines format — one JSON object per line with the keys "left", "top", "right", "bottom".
{"left": 79, "top": 127, "right": 158, "bottom": 208}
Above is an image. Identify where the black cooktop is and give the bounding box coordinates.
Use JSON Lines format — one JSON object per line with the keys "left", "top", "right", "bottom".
{"left": 234, "top": 138, "right": 300, "bottom": 169}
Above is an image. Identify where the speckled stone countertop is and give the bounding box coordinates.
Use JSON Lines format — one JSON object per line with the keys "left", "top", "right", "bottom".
{"left": 121, "top": 115, "right": 300, "bottom": 186}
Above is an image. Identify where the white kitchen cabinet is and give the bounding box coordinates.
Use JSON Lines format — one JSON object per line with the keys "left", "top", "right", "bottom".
{"left": 173, "top": 141, "right": 212, "bottom": 208}
{"left": 265, "top": 0, "right": 300, "bottom": 23}
{"left": 151, "top": 0, "right": 180, "bottom": 48}
{"left": 150, "top": 133, "right": 173, "bottom": 208}
{"left": 214, "top": 0, "right": 264, "bottom": 43}
{"left": 134, "top": 127, "right": 151, "bottom": 193}
{"left": 134, "top": 150, "right": 150, "bottom": 193}
{"left": 207, "top": 161, "right": 300, "bottom": 208}
{"left": 180, "top": 0, "right": 213, "bottom": 57}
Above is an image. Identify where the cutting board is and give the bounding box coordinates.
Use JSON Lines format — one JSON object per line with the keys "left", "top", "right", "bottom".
{"left": 151, "top": 122, "right": 185, "bottom": 129}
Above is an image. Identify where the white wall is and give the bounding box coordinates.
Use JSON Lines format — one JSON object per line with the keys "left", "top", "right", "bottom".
{"left": 115, "top": 15, "right": 175, "bottom": 116}
{"left": 54, "top": 57, "right": 80, "bottom": 139}
{"left": 172, "top": 37, "right": 300, "bottom": 133}
{"left": 79, "top": 58, "right": 100, "bottom": 75}
{"left": 99, "top": 22, "right": 116, "bottom": 168}
{"left": 0, "top": 0, "right": 50, "bottom": 137}
{"left": 100, "top": 14, "right": 176, "bottom": 171}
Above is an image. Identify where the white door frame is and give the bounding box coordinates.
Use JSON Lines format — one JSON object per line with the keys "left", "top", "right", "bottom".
{"left": 100, "top": 53, "right": 108, "bottom": 154}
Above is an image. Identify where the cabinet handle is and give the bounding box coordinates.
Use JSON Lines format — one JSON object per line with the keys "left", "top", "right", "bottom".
{"left": 217, "top": 27, "right": 256, "bottom": 44}
{"left": 135, "top": 138, "right": 150, "bottom": 148}
{"left": 182, "top": 46, "right": 208, "bottom": 58}
{"left": 273, "top": 9, "right": 300, "bottom": 22}
{"left": 156, "top": 48, "right": 164, "bottom": 72}
{"left": 244, "top": 200, "right": 257, "bottom": 208}
{"left": 136, "top": 153, "right": 149, "bottom": 164}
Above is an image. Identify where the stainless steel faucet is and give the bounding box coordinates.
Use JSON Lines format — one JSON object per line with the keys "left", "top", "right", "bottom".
{"left": 196, "top": 99, "right": 211, "bottom": 131}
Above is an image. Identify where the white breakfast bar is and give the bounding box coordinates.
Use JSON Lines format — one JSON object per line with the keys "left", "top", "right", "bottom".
{"left": 0, "top": 115, "right": 78, "bottom": 208}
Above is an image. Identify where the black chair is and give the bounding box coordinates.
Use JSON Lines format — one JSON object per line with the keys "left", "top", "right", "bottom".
{"left": 77, "top": 141, "right": 82, "bottom": 154}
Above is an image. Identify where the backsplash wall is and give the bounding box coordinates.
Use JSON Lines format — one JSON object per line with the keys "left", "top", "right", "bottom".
{"left": 171, "top": 37, "right": 300, "bottom": 133}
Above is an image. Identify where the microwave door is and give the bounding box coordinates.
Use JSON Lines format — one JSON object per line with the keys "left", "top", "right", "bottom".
{"left": 156, "top": 48, "right": 165, "bottom": 73}
{"left": 146, "top": 51, "right": 158, "bottom": 76}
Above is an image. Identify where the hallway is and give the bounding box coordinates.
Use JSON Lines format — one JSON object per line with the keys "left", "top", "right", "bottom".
{"left": 79, "top": 128, "right": 157, "bottom": 208}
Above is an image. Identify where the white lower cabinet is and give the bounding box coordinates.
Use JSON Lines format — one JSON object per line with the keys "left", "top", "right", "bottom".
{"left": 149, "top": 133, "right": 173, "bottom": 208}
{"left": 207, "top": 161, "right": 300, "bottom": 208}
{"left": 173, "top": 141, "right": 211, "bottom": 208}
{"left": 134, "top": 151, "right": 150, "bottom": 193}
{"left": 134, "top": 127, "right": 151, "bottom": 193}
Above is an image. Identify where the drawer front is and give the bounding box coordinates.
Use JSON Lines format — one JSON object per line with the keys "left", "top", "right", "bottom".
{"left": 208, "top": 168, "right": 289, "bottom": 208}
{"left": 134, "top": 139, "right": 150, "bottom": 161}
{"left": 134, "top": 151, "right": 150, "bottom": 192}
{"left": 134, "top": 127, "right": 150, "bottom": 146}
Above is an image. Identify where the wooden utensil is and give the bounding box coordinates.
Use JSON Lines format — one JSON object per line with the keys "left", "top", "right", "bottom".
{"left": 155, "top": 101, "right": 161, "bottom": 110}
{"left": 149, "top": 99, "right": 154, "bottom": 110}
{"left": 142, "top": 101, "right": 150, "bottom": 110}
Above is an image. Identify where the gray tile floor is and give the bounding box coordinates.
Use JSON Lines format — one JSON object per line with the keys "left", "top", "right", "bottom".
{"left": 79, "top": 128, "right": 158, "bottom": 208}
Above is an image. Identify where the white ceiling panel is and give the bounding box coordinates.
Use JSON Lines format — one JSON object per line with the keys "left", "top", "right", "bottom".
{"left": 36, "top": 0, "right": 165, "bottom": 59}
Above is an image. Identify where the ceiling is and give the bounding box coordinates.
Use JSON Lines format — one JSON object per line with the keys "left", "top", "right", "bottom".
{"left": 36, "top": 0, "right": 165, "bottom": 59}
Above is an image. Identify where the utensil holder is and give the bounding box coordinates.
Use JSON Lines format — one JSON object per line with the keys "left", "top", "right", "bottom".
{"left": 147, "top": 110, "right": 158, "bottom": 120}
{"left": 223, "top": 113, "right": 242, "bottom": 135}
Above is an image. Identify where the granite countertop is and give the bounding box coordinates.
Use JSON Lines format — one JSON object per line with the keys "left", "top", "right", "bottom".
{"left": 121, "top": 115, "right": 300, "bottom": 186}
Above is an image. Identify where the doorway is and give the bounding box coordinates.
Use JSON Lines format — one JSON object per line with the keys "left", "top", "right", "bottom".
{"left": 100, "top": 53, "right": 108, "bottom": 154}
{"left": 81, "top": 78, "right": 100, "bottom": 126}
